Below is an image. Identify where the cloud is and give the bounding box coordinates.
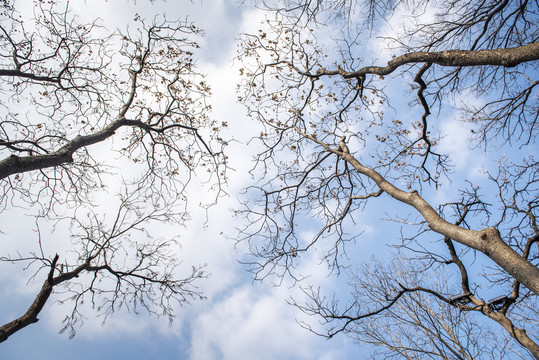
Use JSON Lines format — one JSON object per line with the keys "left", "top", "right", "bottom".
{"left": 188, "top": 284, "right": 348, "bottom": 360}
{"left": 367, "top": 2, "right": 438, "bottom": 61}
{"left": 437, "top": 92, "right": 487, "bottom": 179}
{"left": 438, "top": 115, "right": 475, "bottom": 170}
{"left": 0, "top": 2, "right": 364, "bottom": 360}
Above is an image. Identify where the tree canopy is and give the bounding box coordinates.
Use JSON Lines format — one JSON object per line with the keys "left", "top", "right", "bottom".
{"left": 237, "top": 0, "right": 538, "bottom": 357}
{"left": 0, "top": 0, "right": 226, "bottom": 342}
{"left": 0, "top": 0, "right": 537, "bottom": 358}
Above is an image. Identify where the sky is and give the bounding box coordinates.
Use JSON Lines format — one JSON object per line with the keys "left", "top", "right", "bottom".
{"left": 0, "top": 0, "right": 535, "bottom": 359}
{"left": 0, "top": 1, "right": 357, "bottom": 359}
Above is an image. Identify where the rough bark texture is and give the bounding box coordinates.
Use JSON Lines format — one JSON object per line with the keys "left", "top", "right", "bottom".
{"left": 338, "top": 150, "right": 539, "bottom": 295}
{"left": 300, "top": 43, "right": 539, "bottom": 78}
{"left": 238, "top": 2, "right": 539, "bottom": 357}
{"left": 484, "top": 308, "right": 539, "bottom": 359}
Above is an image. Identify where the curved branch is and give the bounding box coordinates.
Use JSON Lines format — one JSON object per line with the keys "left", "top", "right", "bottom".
{"left": 0, "top": 117, "right": 134, "bottom": 180}
{"left": 297, "top": 130, "right": 539, "bottom": 295}
{"left": 0, "top": 254, "right": 59, "bottom": 343}
{"left": 297, "top": 43, "right": 539, "bottom": 79}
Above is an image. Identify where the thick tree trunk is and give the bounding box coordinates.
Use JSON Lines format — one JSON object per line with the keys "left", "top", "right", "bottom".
{"left": 339, "top": 151, "right": 539, "bottom": 295}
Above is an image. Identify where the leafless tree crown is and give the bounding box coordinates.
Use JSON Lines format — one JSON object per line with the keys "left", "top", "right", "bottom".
{"left": 0, "top": 1, "right": 227, "bottom": 342}
{"left": 237, "top": 0, "right": 538, "bottom": 357}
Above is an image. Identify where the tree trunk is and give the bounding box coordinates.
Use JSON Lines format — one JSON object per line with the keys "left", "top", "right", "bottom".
{"left": 339, "top": 151, "right": 539, "bottom": 295}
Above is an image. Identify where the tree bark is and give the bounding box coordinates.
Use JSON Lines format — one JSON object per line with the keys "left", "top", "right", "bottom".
{"left": 0, "top": 255, "right": 58, "bottom": 343}
{"left": 0, "top": 118, "right": 148, "bottom": 180}
{"left": 486, "top": 309, "right": 539, "bottom": 359}
{"left": 0, "top": 256, "right": 93, "bottom": 343}
{"left": 338, "top": 151, "right": 539, "bottom": 295}
{"left": 298, "top": 42, "right": 539, "bottom": 78}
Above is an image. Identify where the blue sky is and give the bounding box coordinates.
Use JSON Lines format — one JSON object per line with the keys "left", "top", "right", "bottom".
{"left": 0, "top": 1, "right": 356, "bottom": 359}
{"left": 0, "top": 0, "right": 535, "bottom": 359}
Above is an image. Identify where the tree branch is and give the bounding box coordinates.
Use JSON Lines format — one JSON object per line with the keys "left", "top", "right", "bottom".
{"left": 297, "top": 43, "right": 539, "bottom": 79}
{"left": 0, "top": 254, "right": 59, "bottom": 343}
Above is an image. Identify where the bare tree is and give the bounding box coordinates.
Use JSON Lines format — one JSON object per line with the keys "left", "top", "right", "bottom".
{"left": 295, "top": 256, "right": 537, "bottom": 359}
{"left": 237, "top": 0, "right": 538, "bottom": 357}
{"left": 0, "top": 1, "right": 226, "bottom": 341}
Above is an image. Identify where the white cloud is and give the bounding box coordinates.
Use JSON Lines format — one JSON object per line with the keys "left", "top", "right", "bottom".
{"left": 367, "top": 2, "right": 438, "bottom": 61}
{"left": 438, "top": 115, "right": 475, "bottom": 170}
{"left": 437, "top": 89, "right": 487, "bottom": 180}
{"left": 0, "top": 2, "right": 365, "bottom": 360}
{"left": 189, "top": 284, "right": 348, "bottom": 360}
